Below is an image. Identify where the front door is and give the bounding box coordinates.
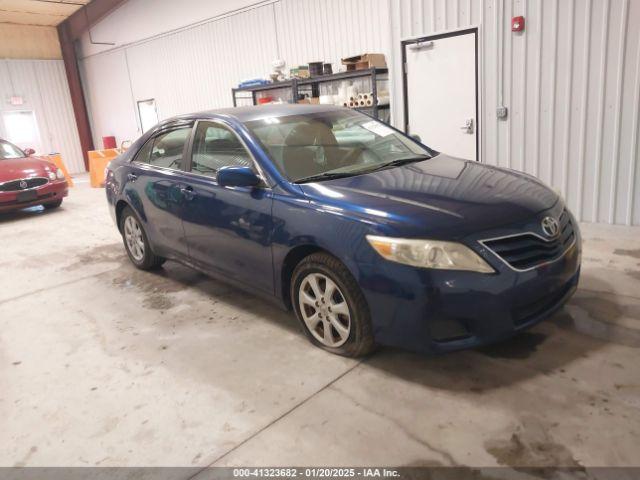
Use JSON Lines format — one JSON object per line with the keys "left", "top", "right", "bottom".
{"left": 181, "top": 120, "right": 274, "bottom": 294}
{"left": 126, "top": 124, "right": 192, "bottom": 259}
{"left": 403, "top": 28, "right": 478, "bottom": 160}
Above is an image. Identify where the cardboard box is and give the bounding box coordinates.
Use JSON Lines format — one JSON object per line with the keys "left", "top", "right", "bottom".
{"left": 88, "top": 148, "right": 121, "bottom": 188}
{"left": 297, "top": 97, "right": 320, "bottom": 104}
{"left": 341, "top": 53, "right": 387, "bottom": 71}
{"left": 290, "top": 66, "right": 310, "bottom": 79}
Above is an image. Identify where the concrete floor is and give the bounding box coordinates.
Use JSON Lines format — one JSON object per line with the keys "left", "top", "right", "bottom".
{"left": 1, "top": 175, "right": 639, "bottom": 469}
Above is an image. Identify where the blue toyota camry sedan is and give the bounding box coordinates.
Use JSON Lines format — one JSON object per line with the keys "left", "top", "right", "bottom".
{"left": 105, "top": 104, "right": 580, "bottom": 357}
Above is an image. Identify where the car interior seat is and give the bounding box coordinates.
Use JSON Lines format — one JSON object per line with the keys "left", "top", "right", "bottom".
{"left": 282, "top": 122, "right": 341, "bottom": 181}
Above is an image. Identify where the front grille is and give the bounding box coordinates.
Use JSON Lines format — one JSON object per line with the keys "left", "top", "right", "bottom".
{"left": 0, "top": 177, "right": 49, "bottom": 192}
{"left": 481, "top": 210, "right": 575, "bottom": 271}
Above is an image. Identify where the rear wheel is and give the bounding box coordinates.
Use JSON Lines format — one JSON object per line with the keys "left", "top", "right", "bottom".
{"left": 120, "top": 206, "right": 165, "bottom": 270}
{"left": 43, "top": 199, "right": 62, "bottom": 209}
{"left": 291, "top": 252, "right": 375, "bottom": 357}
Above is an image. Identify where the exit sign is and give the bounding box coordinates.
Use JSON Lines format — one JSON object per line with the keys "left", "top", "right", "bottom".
{"left": 8, "top": 95, "right": 24, "bottom": 106}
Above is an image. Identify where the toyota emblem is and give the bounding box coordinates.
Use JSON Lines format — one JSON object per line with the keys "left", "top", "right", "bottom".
{"left": 541, "top": 216, "right": 560, "bottom": 238}
{"left": 19, "top": 180, "right": 28, "bottom": 190}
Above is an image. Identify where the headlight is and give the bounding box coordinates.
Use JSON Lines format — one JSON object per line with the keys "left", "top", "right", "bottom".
{"left": 366, "top": 235, "right": 494, "bottom": 273}
{"left": 48, "top": 171, "right": 56, "bottom": 180}
{"left": 56, "top": 168, "right": 65, "bottom": 180}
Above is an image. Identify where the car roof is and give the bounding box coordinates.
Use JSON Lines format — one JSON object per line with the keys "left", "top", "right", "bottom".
{"left": 161, "top": 104, "right": 346, "bottom": 126}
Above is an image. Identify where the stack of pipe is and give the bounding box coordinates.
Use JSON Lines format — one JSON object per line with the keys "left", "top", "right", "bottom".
{"left": 335, "top": 88, "right": 391, "bottom": 109}
{"left": 353, "top": 91, "right": 390, "bottom": 107}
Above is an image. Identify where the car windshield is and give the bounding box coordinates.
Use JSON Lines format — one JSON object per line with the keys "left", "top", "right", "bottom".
{"left": 244, "top": 110, "right": 433, "bottom": 183}
{"left": 0, "top": 140, "right": 25, "bottom": 160}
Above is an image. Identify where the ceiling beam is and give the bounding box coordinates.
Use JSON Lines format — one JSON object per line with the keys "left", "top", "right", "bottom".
{"left": 61, "top": 0, "right": 125, "bottom": 41}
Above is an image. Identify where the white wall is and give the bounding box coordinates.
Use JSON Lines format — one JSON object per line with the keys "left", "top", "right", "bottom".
{"left": 78, "top": 0, "right": 640, "bottom": 225}
{"left": 78, "top": 0, "right": 267, "bottom": 57}
{"left": 0, "top": 59, "right": 85, "bottom": 173}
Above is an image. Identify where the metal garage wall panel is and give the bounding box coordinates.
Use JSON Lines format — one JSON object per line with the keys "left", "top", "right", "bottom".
{"left": 394, "top": 0, "right": 640, "bottom": 225}
{"left": 274, "top": 0, "right": 391, "bottom": 70}
{"left": 81, "top": 2, "right": 279, "bottom": 144}
{"left": 481, "top": 0, "right": 640, "bottom": 225}
{"left": 79, "top": 50, "right": 138, "bottom": 150}
{"left": 0, "top": 59, "right": 84, "bottom": 173}
{"left": 126, "top": 3, "right": 278, "bottom": 119}
{"left": 78, "top": 0, "right": 640, "bottom": 224}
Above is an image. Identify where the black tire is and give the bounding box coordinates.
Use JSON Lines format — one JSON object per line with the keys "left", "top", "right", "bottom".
{"left": 43, "top": 199, "right": 62, "bottom": 209}
{"left": 119, "top": 206, "right": 166, "bottom": 270}
{"left": 291, "top": 252, "right": 375, "bottom": 357}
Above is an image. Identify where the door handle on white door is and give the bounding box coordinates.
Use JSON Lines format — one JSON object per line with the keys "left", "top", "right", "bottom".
{"left": 408, "top": 40, "right": 435, "bottom": 51}
{"left": 460, "top": 118, "right": 474, "bottom": 134}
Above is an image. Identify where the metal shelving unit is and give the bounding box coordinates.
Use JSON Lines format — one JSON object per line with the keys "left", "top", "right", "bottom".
{"left": 232, "top": 68, "right": 389, "bottom": 121}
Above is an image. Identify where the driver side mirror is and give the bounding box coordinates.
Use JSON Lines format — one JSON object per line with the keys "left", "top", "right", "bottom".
{"left": 217, "top": 166, "right": 261, "bottom": 188}
{"left": 410, "top": 134, "right": 422, "bottom": 143}
{"left": 24, "top": 148, "right": 35, "bottom": 156}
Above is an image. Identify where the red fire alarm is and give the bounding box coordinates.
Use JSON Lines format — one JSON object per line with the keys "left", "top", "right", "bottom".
{"left": 512, "top": 16, "right": 525, "bottom": 32}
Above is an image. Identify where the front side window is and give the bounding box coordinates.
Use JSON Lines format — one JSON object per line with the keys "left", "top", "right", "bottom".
{"left": 0, "top": 140, "right": 25, "bottom": 160}
{"left": 190, "top": 122, "right": 253, "bottom": 177}
{"left": 245, "top": 110, "right": 433, "bottom": 183}
{"left": 136, "top": 127, "right": 191, "bottom": 170}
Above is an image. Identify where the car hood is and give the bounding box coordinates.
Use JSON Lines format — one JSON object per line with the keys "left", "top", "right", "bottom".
{"left": 0, "top": 157, "right": 56, "bottom": 182}
{"left": 297, "top": 154, "right": 559, "bottom": 239}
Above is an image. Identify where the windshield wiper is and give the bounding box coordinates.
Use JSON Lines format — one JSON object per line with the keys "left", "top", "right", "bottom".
{"left": 294, "top": 171, "right": 358, "bottom": 184}
{"left": 361, "top": 155, "right": 430, "bottom": 174}
{"left": 294, "top": 155, "right": 430, "bottom": 184}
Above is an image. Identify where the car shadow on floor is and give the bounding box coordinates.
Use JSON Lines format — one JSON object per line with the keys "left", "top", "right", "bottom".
{"left": 108, "top": 256, "right": 302, "bottom": 336}
{"left": 0, "top": 205, "right": 60, "bottom": 223}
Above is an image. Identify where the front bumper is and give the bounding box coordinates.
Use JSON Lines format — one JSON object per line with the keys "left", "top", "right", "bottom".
{"left": 359, "top": 206, "right": 581, "bottom": 354}
{"left": 0, "top": 180, "right": 68, "bottom": 213}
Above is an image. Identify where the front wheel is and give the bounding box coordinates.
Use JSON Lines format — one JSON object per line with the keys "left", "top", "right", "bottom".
{"left": 120, "top": 206, "right": 165, "bottom": 270}
{"left": 291, "top": 253, "right": 375, "bottom": 357}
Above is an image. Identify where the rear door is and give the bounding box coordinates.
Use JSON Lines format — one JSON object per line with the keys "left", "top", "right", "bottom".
{"left": 126, "top": 122, "right": 192, "bottom": 259}
{"left": 180, "top": 120, "right": 275, "bottom": 294}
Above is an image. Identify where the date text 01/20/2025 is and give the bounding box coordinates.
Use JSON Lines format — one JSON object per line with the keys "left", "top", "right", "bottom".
{"left": 232, "top": 468, "right": 400, "bottom": 477}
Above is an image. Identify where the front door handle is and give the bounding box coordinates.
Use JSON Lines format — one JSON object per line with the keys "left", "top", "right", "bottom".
{"left": 127, "top": 173, "right": 138, "bottom": 182}
{"left": 181, "top": 186, "right": 196, "bottom": 201}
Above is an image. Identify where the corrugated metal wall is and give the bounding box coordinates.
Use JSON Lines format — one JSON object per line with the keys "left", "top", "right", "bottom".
{"left": 78, "top": 0, "right": 640, "bottom": 224}
{"left": 478, "top": 0, "right": 640, "bottom": 225}
{"left": 0, "top": 59, "right": 84, "bottom": 173}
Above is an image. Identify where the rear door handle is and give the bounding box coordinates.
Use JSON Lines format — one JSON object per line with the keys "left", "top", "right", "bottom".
{"left": 127, "top": 173, "right": 138, "bottom": 182}
{"left": 181, "top": 186, "right": 196, "bottom": 201}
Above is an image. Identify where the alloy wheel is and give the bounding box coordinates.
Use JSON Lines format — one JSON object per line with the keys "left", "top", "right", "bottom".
{"left": 298, "top": 273, "right": 351, "bottom": 347}
{"left": 124, "top": 215, "right": 145, "bottom": 262}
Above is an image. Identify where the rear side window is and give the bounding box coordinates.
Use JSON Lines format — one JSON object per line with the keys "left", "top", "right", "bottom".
{"left": 190, "top": 122, "right": 253, "bottom": 177}
{"left": 134, "top": 127, "right": 191, "bottom": 170}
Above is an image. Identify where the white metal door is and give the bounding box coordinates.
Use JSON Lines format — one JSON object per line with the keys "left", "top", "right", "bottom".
{"left": 1, "top": 110, "right": 43, "bottom": 154}
{"left": 404, "top": 29, "right": 478, "bottom": 160}
{"left": 137, "top": 99, "right": 159, "bottom": 133}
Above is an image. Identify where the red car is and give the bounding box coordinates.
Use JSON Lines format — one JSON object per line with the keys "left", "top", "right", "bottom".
{"left": 0, "top": 138, "right": 69, "bottom": 213}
